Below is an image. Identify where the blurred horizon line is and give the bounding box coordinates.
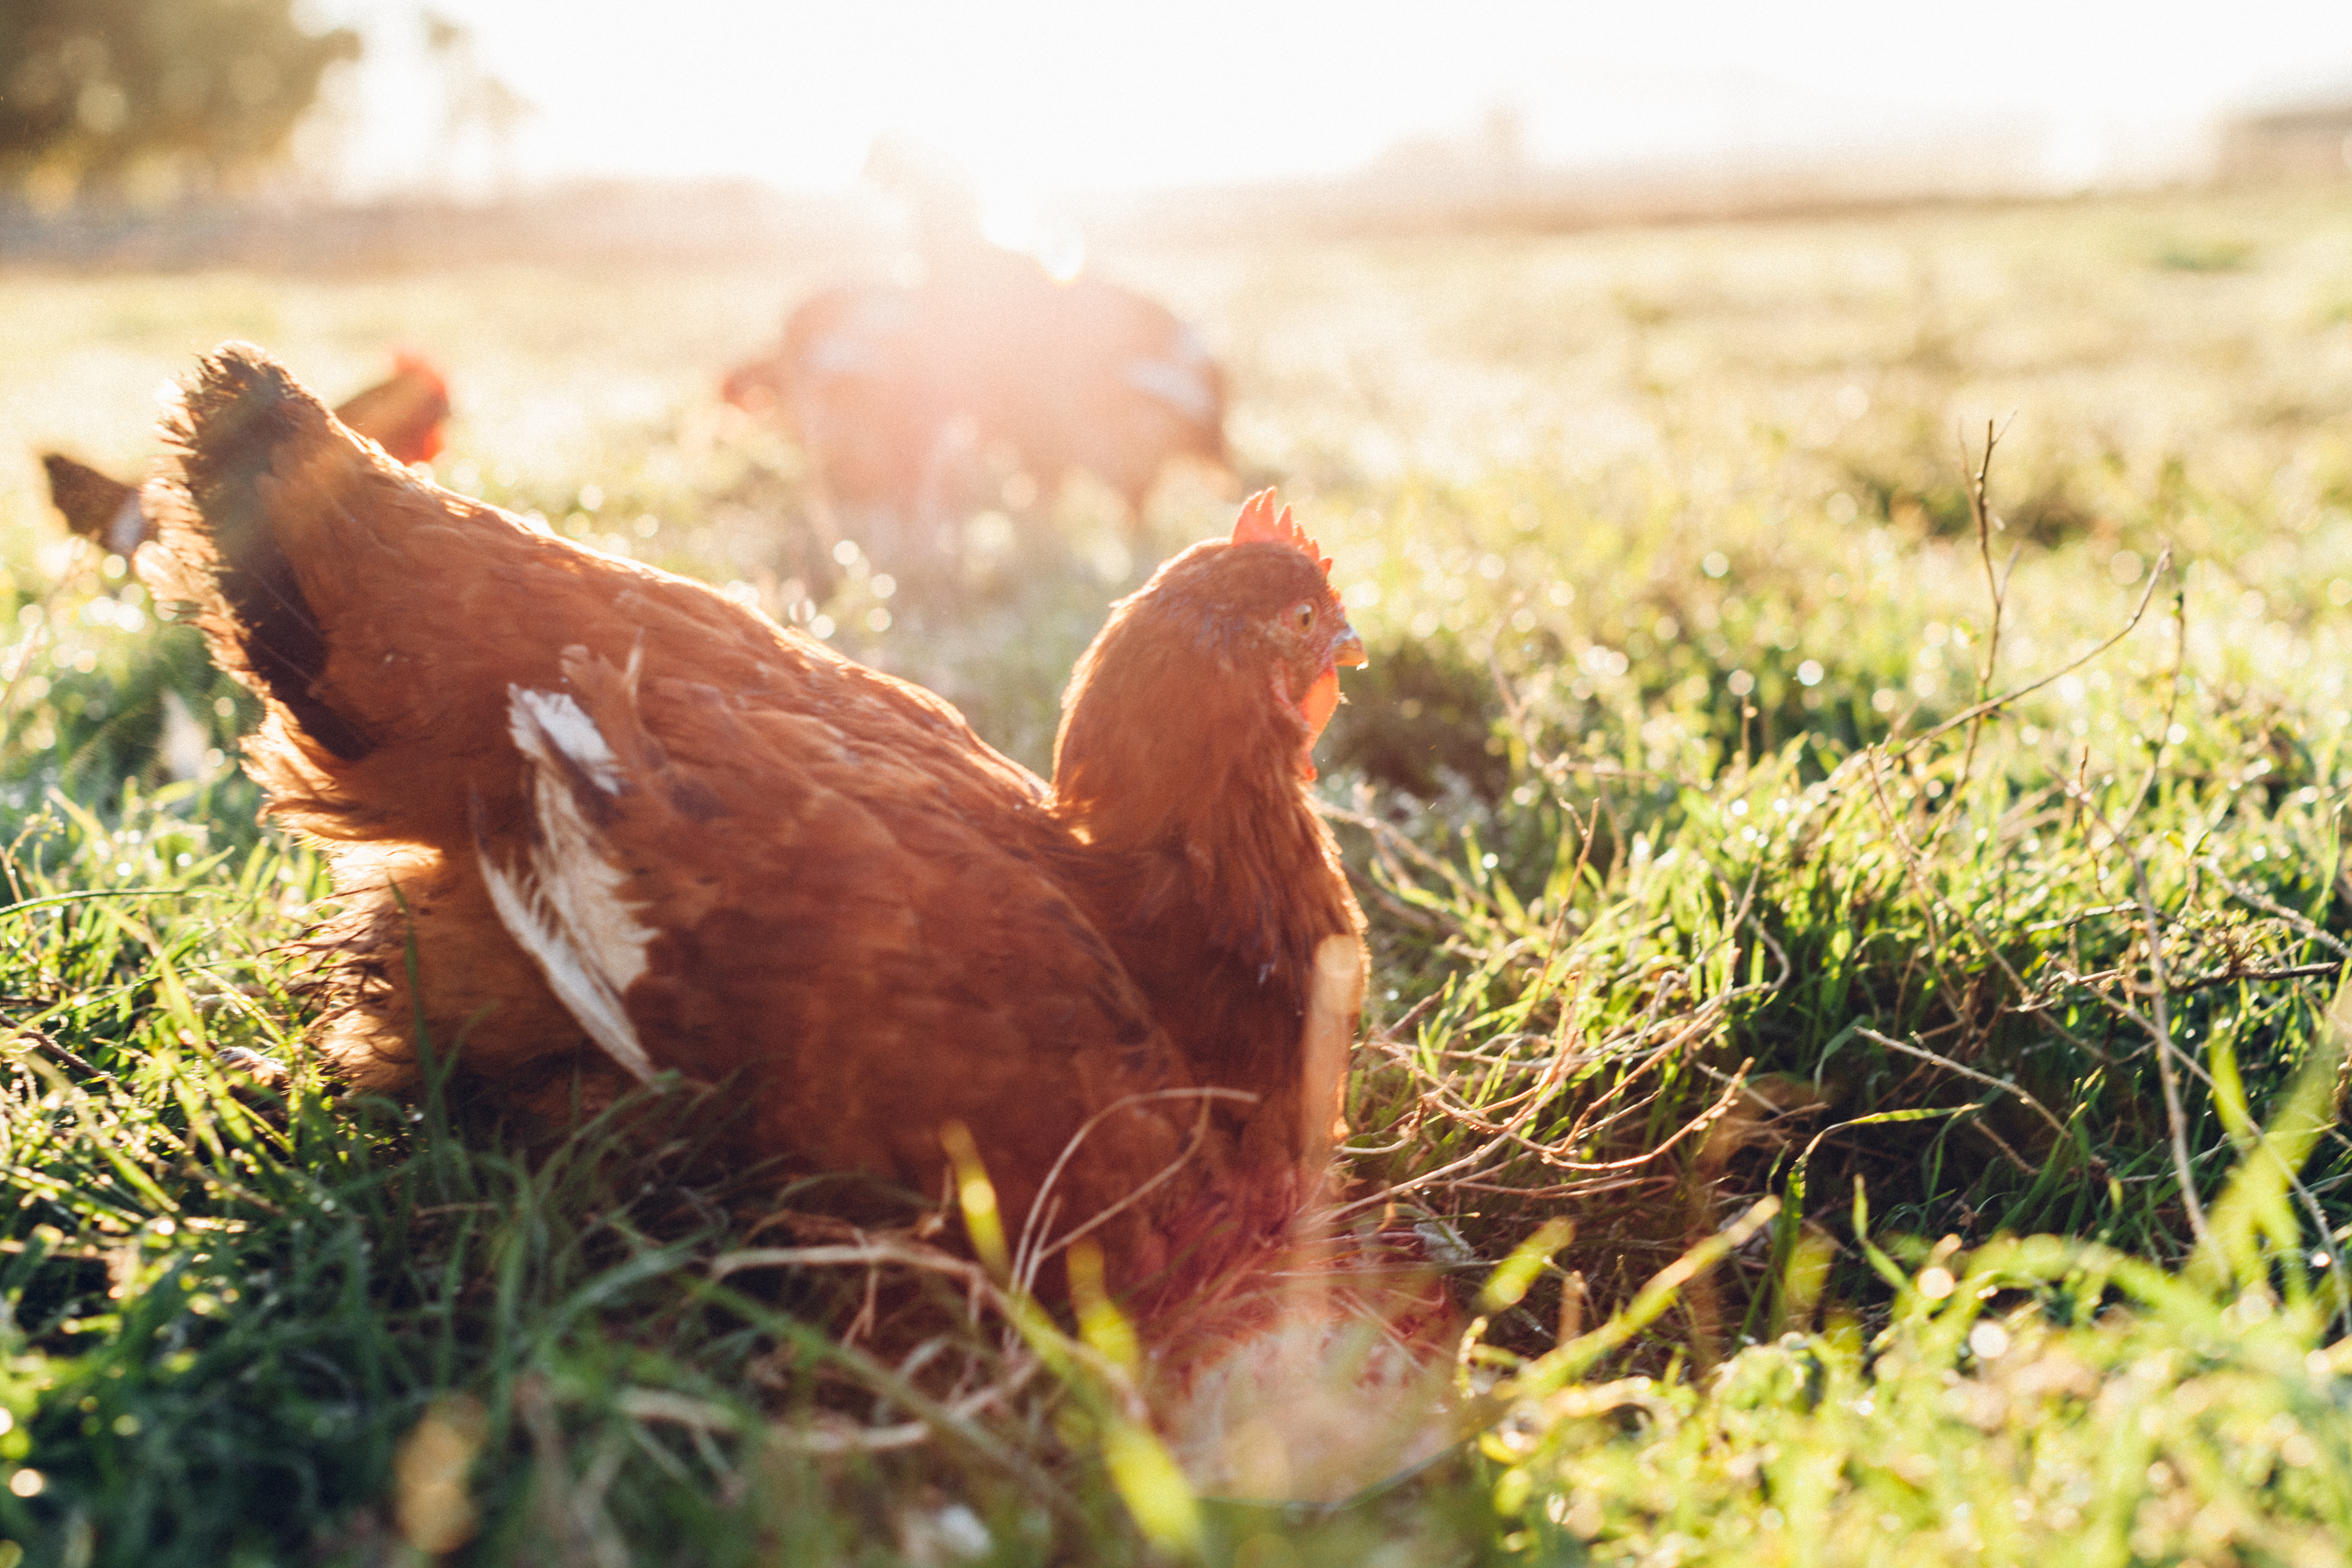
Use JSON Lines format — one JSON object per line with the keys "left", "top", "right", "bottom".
{"left": 4, "top": 91, "right": 2349, "bottom": 275}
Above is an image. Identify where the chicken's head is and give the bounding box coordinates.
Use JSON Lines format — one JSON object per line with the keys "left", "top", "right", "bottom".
{"left": 1053, "top": 490, "right": 1367, "bottom": 828}
{"left": 1225, "top": 490, "right": 1367, "bottom": 780}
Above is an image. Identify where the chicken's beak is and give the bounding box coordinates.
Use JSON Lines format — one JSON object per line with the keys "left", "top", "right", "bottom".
{"left": 1293, "top": 622, "right": 1367, "bottom": 782}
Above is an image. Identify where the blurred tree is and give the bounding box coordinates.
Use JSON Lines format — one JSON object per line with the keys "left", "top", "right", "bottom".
{"left": 0, "top": 0, "right": 360, "bottom": 212}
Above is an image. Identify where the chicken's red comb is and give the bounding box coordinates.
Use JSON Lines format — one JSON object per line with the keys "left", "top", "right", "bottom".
{"left": 389, "top": 348, "right": 448, "bottom": 396}
{"left": 1230, "top": 489, "right": 1331, "bottom": 575}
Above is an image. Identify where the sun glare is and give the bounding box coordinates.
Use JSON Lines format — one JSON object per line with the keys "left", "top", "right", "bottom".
{"left": 977, "top": 186, "right": 1087, "bottom": 280}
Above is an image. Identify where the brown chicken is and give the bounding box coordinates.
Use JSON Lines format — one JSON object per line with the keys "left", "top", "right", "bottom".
{"left": 149, "top": 344, "right": 1365, "bottom": 1313}
{"left": 43, "top": 351, "right": 450, "bottom": 557}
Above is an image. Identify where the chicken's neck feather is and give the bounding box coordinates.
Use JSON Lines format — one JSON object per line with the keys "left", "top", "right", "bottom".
{"left": 1049, "top": 608, "right": 1359, "bottom": 1008}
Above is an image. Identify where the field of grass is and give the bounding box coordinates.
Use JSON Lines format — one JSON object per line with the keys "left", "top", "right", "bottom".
{"left": 6, "top": 183, "right": 2352, "bottom": 1564}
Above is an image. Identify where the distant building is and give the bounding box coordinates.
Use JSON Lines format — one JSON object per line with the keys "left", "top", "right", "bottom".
{"left": 2217, "top": 100, "right": 2352, "bottom": 183}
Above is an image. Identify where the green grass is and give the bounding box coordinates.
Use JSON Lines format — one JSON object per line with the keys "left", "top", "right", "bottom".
{"left": 8, "top": 182, "right": 2352, "bottom": 1563}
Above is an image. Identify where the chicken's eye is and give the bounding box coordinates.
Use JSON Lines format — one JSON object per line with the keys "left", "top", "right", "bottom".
{"left": 1292, "top": 602, "right": 1315, "bottom": 633}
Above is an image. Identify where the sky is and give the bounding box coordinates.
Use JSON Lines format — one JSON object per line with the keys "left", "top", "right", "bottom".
{"left": 315, "top": 0, "right": 2352, "bottom": 200}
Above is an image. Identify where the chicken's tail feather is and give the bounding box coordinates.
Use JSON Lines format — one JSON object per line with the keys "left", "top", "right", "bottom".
{"left": 147, "top": 343, "right": 377, "bottom": 763}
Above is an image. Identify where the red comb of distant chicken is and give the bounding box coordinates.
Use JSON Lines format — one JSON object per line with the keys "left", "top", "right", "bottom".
{"left": 392, "top": 348, "right": 444, "bottom": 385}
{"left": 1231, "top": 488, "right": 1331, "bottom": 574}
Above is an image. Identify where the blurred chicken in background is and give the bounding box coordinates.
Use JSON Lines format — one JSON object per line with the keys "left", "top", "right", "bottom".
{"left": 723, "top": 139, "right": 1227, "bottom": 569}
